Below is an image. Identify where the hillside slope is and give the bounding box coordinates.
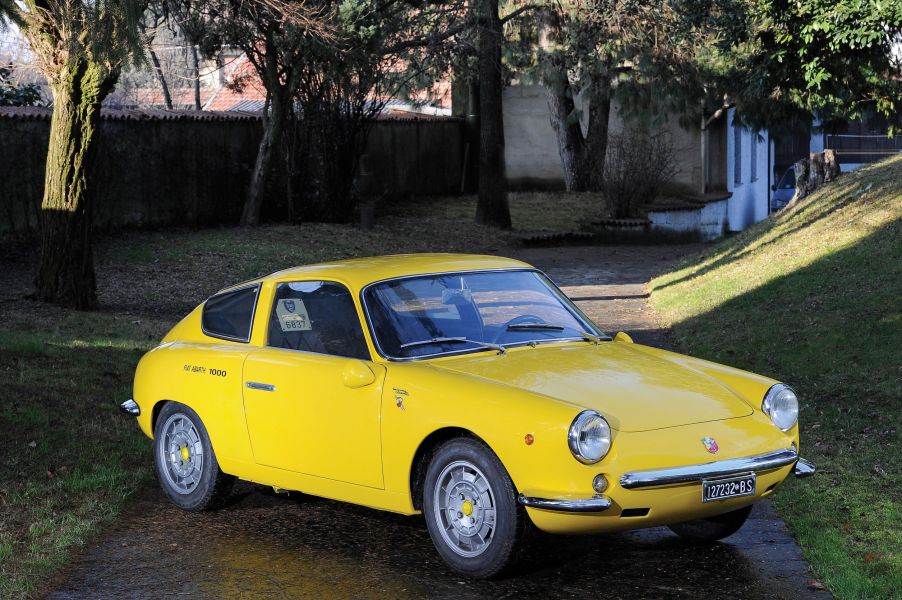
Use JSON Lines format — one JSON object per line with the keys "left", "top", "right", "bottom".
{"left": 652, "top": 156, "right": 901, "bottom": 599}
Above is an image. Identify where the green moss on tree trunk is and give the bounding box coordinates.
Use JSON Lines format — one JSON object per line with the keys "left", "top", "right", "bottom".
{"left": 35, "top": 59, "right": 112, "bottom": 310}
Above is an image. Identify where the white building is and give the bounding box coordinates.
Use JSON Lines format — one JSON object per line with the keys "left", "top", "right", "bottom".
{"left": 499, "top": 85, "right": 775, "bottom": 239}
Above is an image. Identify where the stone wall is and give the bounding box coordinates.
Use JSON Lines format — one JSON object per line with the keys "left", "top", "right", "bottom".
{"left": 0, "top": 107, "right": 464, "bottom": 238}
{"left": 647, "top": 198, "right": 729, "bottom": 242}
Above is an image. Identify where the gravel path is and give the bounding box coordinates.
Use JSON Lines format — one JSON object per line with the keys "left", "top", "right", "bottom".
{"left": 47, "top": 244, "right": 830, "bottom": 600}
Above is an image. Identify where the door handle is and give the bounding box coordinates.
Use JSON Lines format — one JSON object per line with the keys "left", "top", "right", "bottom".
{"left": 246, "top": 381, "right": 276, "bottom": 392}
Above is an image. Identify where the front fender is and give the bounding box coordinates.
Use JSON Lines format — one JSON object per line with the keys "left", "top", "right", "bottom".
{"left": 380, "top": 362, "right": 602, "bottom": 513}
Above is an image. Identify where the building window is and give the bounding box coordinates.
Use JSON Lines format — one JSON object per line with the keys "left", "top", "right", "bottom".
{"left": 750, "top": 133, "right": 758, "bottom": 182}
{"left": 734, "top": 121, "right": 742, "bottom": 185}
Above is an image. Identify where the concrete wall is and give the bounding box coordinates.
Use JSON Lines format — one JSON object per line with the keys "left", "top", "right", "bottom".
{"left": 0, "top": 108, "right": 464, "bottom": 238}
{"left": 503, "top": 84, "right": 705, "bottom": 193}
{"left": 608, "top": 103, "right": 703, "bottom": 193}
{"left": 502, "top": 85, "right": 564, "bottom": 188}
{"left": 648, "top": 199, "right": 729, "bottom": 242}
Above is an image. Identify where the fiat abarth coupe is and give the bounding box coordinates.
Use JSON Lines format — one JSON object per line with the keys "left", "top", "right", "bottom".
{"left": 122, "top": 254, "right": 815, "bottom": 577}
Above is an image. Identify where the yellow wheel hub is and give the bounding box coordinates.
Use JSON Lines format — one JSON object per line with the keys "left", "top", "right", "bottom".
{"left": 180, "top": 446, "right": 190, "bottom": 461}
{"left": 461, "top": 500, "right": 474, "bottom": 516}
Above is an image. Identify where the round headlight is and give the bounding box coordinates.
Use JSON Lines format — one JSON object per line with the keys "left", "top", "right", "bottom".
{"left": 762, "top": 384, "right": 799, "bottom": 431}
{"left": 568, "top": 411, "right": 612, "bottom": 464}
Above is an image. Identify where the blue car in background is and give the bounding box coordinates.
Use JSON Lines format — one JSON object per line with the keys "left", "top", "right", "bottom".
{"left": 771, "top": 166, "right": 796, "bottom": 212}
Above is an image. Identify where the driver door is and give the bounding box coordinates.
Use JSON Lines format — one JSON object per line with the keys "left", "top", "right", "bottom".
{"left": 242, "top": 280, "right": 385, "bottom": 489}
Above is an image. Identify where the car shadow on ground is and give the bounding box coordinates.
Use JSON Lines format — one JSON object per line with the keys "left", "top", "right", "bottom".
{"left": 46, "top": 483, "right": 825, "bottom": 600}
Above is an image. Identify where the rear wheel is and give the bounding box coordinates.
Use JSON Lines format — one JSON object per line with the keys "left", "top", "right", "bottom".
{"left": 668, "top": 505, "right": 753, "bottom": 542}
{"left": 153, "top": 402, "right": 234, "bottom": 511}
{"left": 422, "top": 438, "right": 525, "bottom": 578}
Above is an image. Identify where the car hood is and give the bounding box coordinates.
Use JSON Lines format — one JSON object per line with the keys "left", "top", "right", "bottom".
{"left": 429, "top": 342, "right": 754, "bottom": 432}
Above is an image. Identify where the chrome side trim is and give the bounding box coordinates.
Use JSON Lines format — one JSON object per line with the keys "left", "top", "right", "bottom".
{"left": 517, "top": 494, "right": 612, "bottom": 513}
{"left": 245, "top": 381, "right": 276, "bottom": 392}
{"left": 119, "top": 399, "right": 141, "bottom": 416}
{"left": 620, "top": 448, "right": 798, "bottom": 490}
{"left": 793, "top": 458, "right": 816, "bottom": 478}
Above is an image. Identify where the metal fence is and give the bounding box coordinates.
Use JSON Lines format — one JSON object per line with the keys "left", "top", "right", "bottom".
{"left": 825, "top": 134, "right": 902, "bottom": 165}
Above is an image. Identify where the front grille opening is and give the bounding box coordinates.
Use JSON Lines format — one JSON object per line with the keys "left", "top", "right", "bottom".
{"left": 764, "top": 482, "right": 779, "bottom": 494}
{"left": 620, "top": 508, "right": 650, "bottom": 518}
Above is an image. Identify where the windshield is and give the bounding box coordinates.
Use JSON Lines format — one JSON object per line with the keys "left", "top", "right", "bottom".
{"left": 363, "top": 270, "right": 605, "bottom": 359}
{"left": 778, "top": 166, "right": 796, "bottom": 190}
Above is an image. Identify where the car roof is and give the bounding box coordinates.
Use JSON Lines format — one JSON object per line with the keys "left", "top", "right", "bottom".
{"left": 224, "top": 254, "right": 534, "bottom": 293}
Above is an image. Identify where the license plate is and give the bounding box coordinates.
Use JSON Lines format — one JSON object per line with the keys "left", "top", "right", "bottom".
{"left": 702, "top": 473, "right": 756, "bottom": 502}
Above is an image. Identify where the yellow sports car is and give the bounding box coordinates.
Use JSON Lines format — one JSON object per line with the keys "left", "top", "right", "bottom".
{"left": 123, "top": 254, "right": 815, "bottom": 577}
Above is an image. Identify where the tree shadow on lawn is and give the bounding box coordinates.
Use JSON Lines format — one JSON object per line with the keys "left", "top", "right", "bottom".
{"left": 652, "top": 167, "right": 895, "bottom": 293}
{"left": 659, "top": 220, "right": 901, "bottom": 597}
{"left": 0, "top": 337, "right": 151, "bottom": 598}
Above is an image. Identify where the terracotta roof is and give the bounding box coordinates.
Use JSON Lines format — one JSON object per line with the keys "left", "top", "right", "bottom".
{"left": 0, "top": 106, "right": 261, "bottom": 122}
{"left": 205, "top": 56, "right": 267, "bottom": 111}
{"left": 105, "top": 87, "right": 216, "bottom": 110}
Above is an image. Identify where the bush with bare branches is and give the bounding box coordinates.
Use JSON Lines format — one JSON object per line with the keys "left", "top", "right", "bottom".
{"left": 601, "top": 127, "right": 677, "bottom": 218}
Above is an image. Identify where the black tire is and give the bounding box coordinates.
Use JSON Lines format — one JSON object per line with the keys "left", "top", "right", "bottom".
{"left": 668, "top": 504, "right": 753, "bottom": 542}
{"left": 153, "top": 402, "right": 234, "bottom": 512}
{"left": 422, "top": 437, "right": 525, "bottom": 578}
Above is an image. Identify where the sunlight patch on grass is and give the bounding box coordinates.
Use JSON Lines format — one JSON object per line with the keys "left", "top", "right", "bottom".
{"left": 651, "top": 156, "right": 902, "bottom": 599}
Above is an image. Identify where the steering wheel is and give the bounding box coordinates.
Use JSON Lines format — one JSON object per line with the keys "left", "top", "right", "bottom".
{"left": 491, "top": 314, "right": 545, "bottom": 344}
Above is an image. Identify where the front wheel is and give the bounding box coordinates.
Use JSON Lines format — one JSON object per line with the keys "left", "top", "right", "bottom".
{"left": 668, "top": 504, "right": 753, "bottom": 542}
{"left": 153, "top": 402, "right": 234, "bottom": 511}
{"left": 422, "top": 438, "right": 525, "bottom": 578}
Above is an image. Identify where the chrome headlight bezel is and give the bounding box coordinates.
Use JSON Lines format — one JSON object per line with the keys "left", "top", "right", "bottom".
{"left": 568, "top": 410, "right": 612, "bottom": 464}
{"left": 762, "top": 383, "right": 799, "bottom": 431}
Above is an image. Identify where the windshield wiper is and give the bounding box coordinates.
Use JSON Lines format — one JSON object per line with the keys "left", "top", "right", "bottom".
{"left": 506, "top": 323, "right": 610, "bottom": 344}
{"left": 399, "top": 337, "right": 506, "bottom": 354}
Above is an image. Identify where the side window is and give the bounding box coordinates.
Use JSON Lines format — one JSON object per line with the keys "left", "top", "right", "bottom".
{"left": 267, "top": 281, "right": 370, "bottom": 360}
{"left": 201, "top": 285, "right": 259, "bottom": 342}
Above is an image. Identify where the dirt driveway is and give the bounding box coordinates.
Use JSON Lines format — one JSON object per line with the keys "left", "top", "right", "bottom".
{"left": 46, "top": 245, "right": 829, "bottom": 600}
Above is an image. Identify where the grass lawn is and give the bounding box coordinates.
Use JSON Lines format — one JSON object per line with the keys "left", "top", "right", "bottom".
{"left": 416, "top": 190, "right": 610, "bottom": 232}
{"left": 0, "top": 193, "right": 594, "bottom": 597}
{"left": 651, "top": 156, "right": 902, "bottom": 599}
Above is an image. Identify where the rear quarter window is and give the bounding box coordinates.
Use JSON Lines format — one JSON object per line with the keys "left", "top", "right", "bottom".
{"left": 201, "top": 285, "right": 259, "bottom": 342}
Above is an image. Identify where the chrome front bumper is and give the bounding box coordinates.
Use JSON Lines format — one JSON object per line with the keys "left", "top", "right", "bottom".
{"left": 620, "top": 448, "right": 815, "bottom": 489}
{"left": 793, "top": 457, "right": 816, "bottom": 478}
{"left": 518, "top": 494, "right": 612, "bottom": 513}
{"left": 119, "top": 398, "right": 140, "bottom": 416}
{"left": 518, "top": 450, "right": 815, "bottom": 514}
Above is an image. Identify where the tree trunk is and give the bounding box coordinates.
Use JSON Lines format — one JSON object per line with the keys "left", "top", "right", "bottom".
{"left": 581, "top": 77, "right": 611, "bottom": 190}
{"left": 544, "top": 73, "right": 588, "bottom": 192}
{"left": 241, "top": 88, "right": 288, "bottom": 226}
{"left": 544, "top": 72, "right": 611, "bottom": 192}
{"left": 35, "top": 59, "right": 113, "bottom": 309}
{"left": 190, "top": 45, "right": 202, "bottom": 110}
{"left": 474, "top": 0, "right": 511, "bottom": 229}
{"left": 462, "top": 78, "right": 480, "bottom": 194}
{"left": 148, "top": 46, "right": 173, "bottom": 110}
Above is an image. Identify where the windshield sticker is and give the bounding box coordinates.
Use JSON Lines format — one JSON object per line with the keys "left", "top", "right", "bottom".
{"left": 276, "top": 299, "right": 312, "bottom": 332}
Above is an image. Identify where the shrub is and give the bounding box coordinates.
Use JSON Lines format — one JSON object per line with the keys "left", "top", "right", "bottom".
{"left": 602, "top": 127, "right": 677, "bottom": 218}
